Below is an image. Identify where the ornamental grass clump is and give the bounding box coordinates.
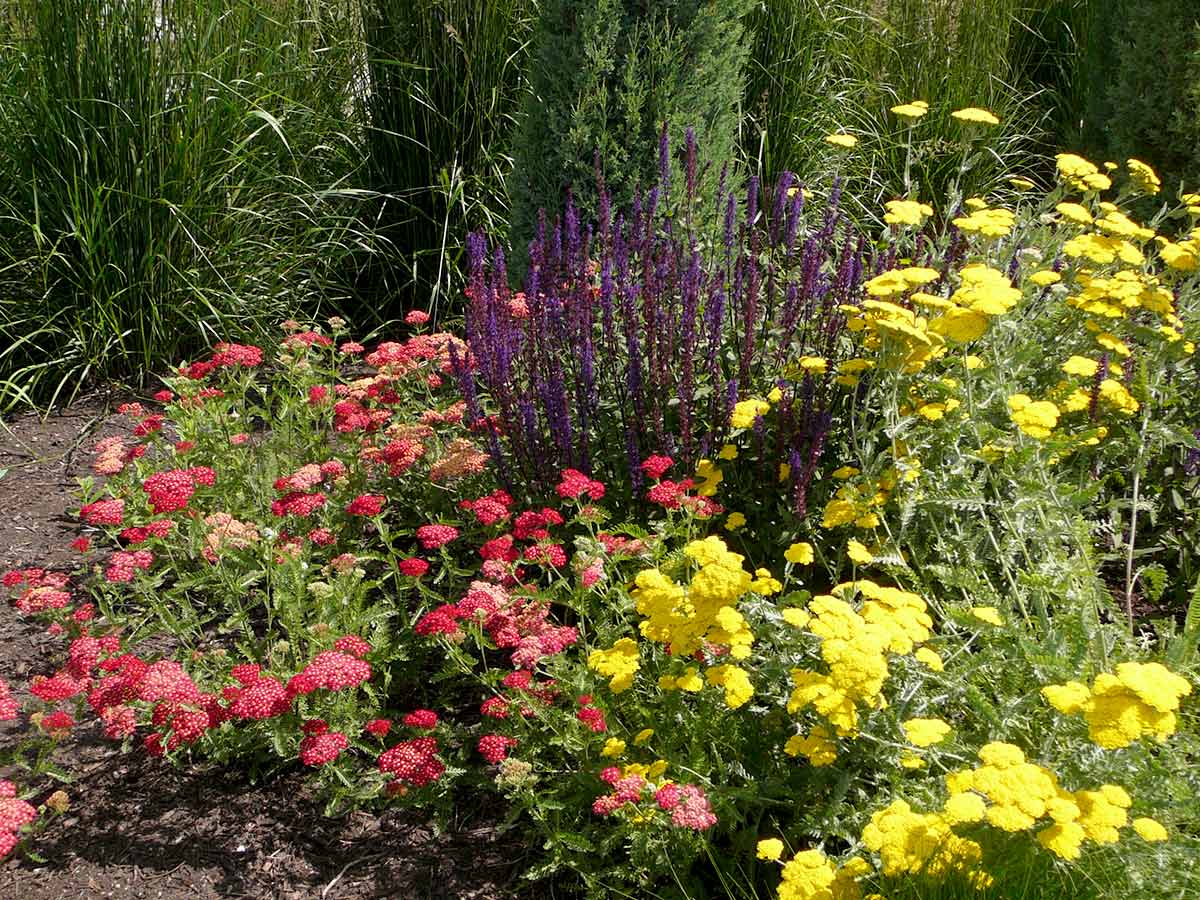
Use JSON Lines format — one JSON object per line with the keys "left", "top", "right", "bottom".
{"left": 459, "top": 130, "right": 866, "bottom": 512}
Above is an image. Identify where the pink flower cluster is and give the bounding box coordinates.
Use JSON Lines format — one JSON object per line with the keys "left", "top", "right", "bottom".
{"left": 591, "top": 770, "right": 716, "bottom": 831}
{"left": 80, "top": 498, "right": 124, "bottom": 526}
{"left": 0, "top": 781, "right": 37, "bottom": 860}
{"left": 285, "top": 651, "right": 372, "bottom": 697}
{"left": 142, "top": 466, "right": 215, "bottom": 514}
{"left": 415, "top": 581, "right": 577, "bottom": 669}
{"left": 105, "top": 550, "right": 153, "bottom": 583}
{"left": 555, "top": 469, "right": 606, "bottom": 501}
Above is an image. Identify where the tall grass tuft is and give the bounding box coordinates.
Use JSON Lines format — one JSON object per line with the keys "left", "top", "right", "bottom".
{"left": 742, "top": 0, "right": 1081, "bottom": 213}
{"left": 0, "top": 0, "right": 375, "bottom": 411}
{"left": 358, "top": 0, "right": 535, "bottom": 319}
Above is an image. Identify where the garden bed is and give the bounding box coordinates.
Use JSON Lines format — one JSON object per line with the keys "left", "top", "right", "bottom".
{"left": 0, "top": 402, "right": 522, "bottom": 900}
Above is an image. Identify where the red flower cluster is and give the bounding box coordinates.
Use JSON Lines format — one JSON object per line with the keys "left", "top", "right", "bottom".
{"left": 105, "top": 550, "right": 153, "bottom": 583}
{"left": 119, "top": 519, "right": 173, "bottom": 546}
{"left": 80, "top": 498, "right": 124, "bottom": 526}
{"left": 364, "top": 718, "right": 392, "bottom": 737}
{"left": 397, "top": 558, "right": 429, "bottom": 577}
{"left": 346, "top": 494, "right": 385, "bottom": 517}
{"left": 378, "top": 737, "right": 444, "bottom": 788}
{"left": 458, "top": 489, "right": 513, "bottom": 526}
{"left": 416, "top": 524, "right": 459, "bottom": 550}
{"left": 142, "top": 467, "right": 215, "bottom": 514}
{"left": 640, "top": 455, "right": 674, "bottom": 480}
{"left": 210, "top": 342, "right": 264, "bottom": 369}
{"left": 401, "top": 709, "right": 438, "bottom": 729}
{"left": 477, "top": 734, "right": 518, "bottom": 764}
{"left": 576, "top": 695, "right": 607, "bottom": 733}
{"left": 0, "top": 679, "right": 18, "bottom": 721}
{"left": 0, "top": 781, "right": 37, "bottom": 860}
{"left": 555, "top": 469, "right": 606, "bottom": 501}
{"left": 512, "top": 508, "right": 563, "bottom": 541}
{"left": 333, "top": 635, "right": 371, "bottom": 658}
{"left": 299, "top": 728, "right": 349, "bottom": 766}
{"left": 285, "top": 651, "right": 371, "bottom": 697}
{"left": 271, "top": 491, "right": 326, "bottom": 518}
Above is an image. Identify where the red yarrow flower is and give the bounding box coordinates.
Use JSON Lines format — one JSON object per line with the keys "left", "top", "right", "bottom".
{"left": 402, "top": 709, "right": 438, "bottom": 729}
{"left": 300, "top": 731, "right": 349, "bottom": 766}
{"left": 346, "top": 494, "right": 386, "bottom": 517}
{"left": 640, "top": 455, "right": 674, "bottom": 480}
{"left": 476, "top": 734, "right": 518, "bottom": 764}
{"left": 416, "top": 524, "right": 459, "bottom": 550}
{"left": 397, "top": 558, "right": 429, "bottom": 577}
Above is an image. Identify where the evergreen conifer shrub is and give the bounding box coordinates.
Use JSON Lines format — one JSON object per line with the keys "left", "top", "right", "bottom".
{"left": 508, "top": 0, "right": 752, "bottom": 261}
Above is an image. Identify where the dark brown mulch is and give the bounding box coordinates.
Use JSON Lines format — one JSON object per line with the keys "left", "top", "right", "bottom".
{"left": 0, "top": 399, "right": 532, "bottom": 900}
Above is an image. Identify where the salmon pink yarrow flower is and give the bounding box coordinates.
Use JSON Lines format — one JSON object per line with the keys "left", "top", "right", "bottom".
{"left": 414, "top": 604, "right": 463, "bottom": 636}
{"left": 670, "top": 784, "right": 717, "bottom": 830}
{"left": 339, "top": 342, "right": 364, "bottom": 355}
{"left": 405, "top": 310, "right": 431, "bottom": 325}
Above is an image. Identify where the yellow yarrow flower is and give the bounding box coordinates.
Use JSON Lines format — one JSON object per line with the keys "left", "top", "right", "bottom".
{"left": 724, "top": 512, "right": 746, "bottom": 531}
{"left": 785, "top": 541, "right": 814, "bottom": 565}
{"left": 1008, "top": 394, "right": 1059, "bottom": 439}
{"left": 903, "top": 717, "right": 952, "bottom": 747}
{"left": 731, "top": 399, "right": 770, "bottom": 429}
{"left": 915, "top": 647, "right": 944, "bottom": 671}
{"left": 600, "top": 737, "right": 626, "bottom": 758}
{"left": 951, "top": 107, "right": 1000, "bottom": 125}
{"left": 1127, "top": 159, "right": 1161, "bottom": 195}
{"left": 1132, "top": 817, "right": 1168, "bottom": 842}
{"left": 825, "top": 133, "right": 858, "bottom": 148}
{"left": 884, "top": 199, "right": 934, "bottom": 227}
{"left": 847, "top": 539, "right": 874, "bottom": 565}
{"left": 969, "top": 606, "right": 1003, "bottom": 626}
{"left": 1061, "top": 355, "right": 1099, "bottom": 377}
{"left": 1029, "top": 269, "right": 1061, "bottom": 287}
{"left": 891, "top": 99, "right": 929, "bottom": 119}
{"left": 588, "top": 638, "right": 641, "bottom": 692}
{"left": 757, "top": 838, "right": 785, "bottom": 861}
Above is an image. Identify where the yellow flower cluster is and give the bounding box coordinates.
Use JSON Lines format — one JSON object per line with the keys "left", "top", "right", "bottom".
{"left": 939, "top": 742, "right": 1156, "bottom": 861}
{"left": 862, "top": 798, "right": 988, "bottom": 883}
{"left": 587, "top": 637, "right": 640, "bottom": 693}
{"left": 952, "top": 205, "right": 1014, "bottom": 239}
{"left": 1042, "top": 661, "right": 1192, "bottom": 748}
{"left": 731, "top": 398, "right": 771, "bottom": 429}
{"left": 777, "top": 848, "right": 870, "bottom": 900}
{"left": 787, "top": 580, "right": 932, "bottom": 738}
{"left": 1007, "top": 394, "right": 1060, "bottom": 439}
{"left": 1056, "top": 153, "right": 1113, "bottom": 192}
{"left": 820, "top": 456, "right": 917, "bottom": 531}
{"left": 883, "top": 199, "right": 933, "bottom": 227}
{"left": 1126, "top": 158, "right": 1161, "bottom": 195}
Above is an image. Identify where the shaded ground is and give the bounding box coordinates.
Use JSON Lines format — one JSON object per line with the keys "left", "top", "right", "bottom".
{"left": 0, "top": 398, "right": 529, "bottom": 900}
